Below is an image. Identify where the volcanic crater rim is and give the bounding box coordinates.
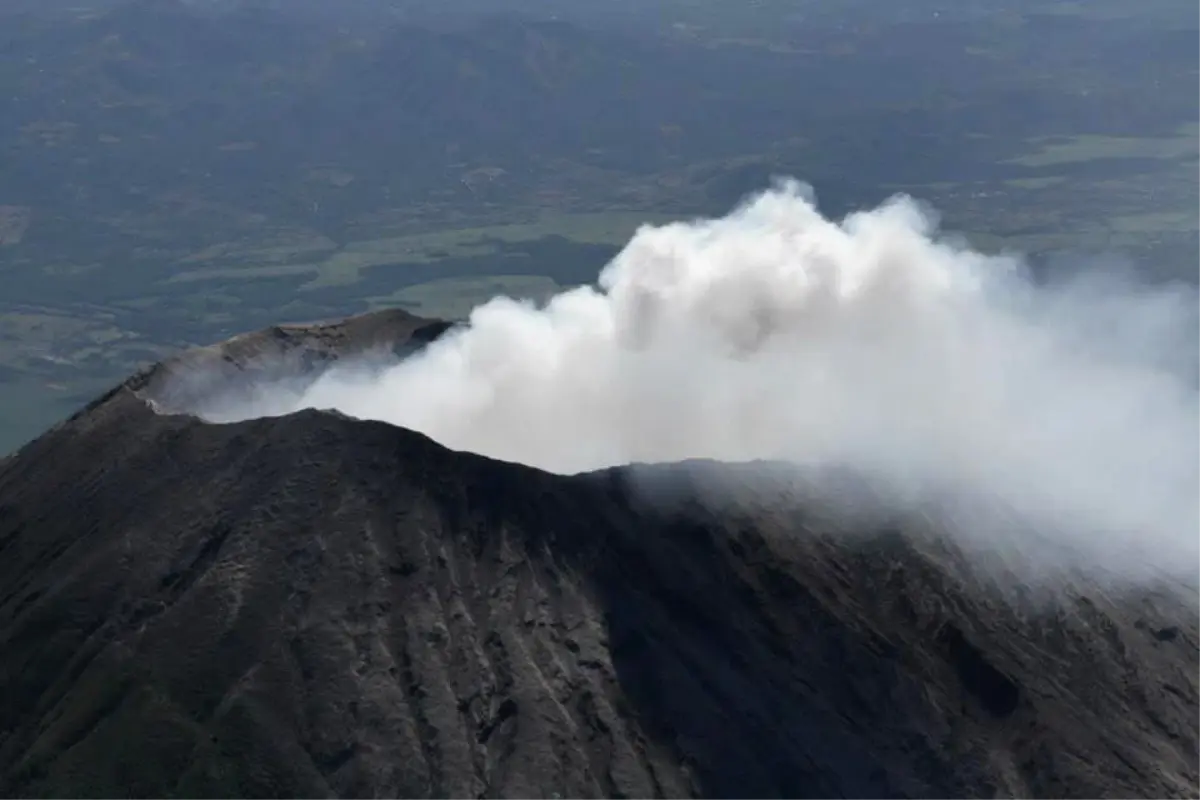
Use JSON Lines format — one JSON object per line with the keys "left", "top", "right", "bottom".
{"left": 127, "top": 308, "right": 458, "bottom": 421}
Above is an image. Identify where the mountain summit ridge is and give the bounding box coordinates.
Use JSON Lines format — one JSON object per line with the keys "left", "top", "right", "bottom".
{"left": 0, "top": 309, "right": 1195, "bottom": 798}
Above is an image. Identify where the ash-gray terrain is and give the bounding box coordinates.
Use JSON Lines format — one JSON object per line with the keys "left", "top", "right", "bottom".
{"left": 0, "top": 309, "right": 1195, "bottom": 798}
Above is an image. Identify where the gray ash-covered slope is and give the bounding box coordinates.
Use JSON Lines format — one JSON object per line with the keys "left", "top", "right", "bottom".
{"left": 0, "top": 309, "right": 1196, "bottom": 799}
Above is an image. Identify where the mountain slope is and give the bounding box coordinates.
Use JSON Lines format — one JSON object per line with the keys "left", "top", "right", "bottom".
{"left": 0, "top": 309, "right": 1196, "bottom": 798}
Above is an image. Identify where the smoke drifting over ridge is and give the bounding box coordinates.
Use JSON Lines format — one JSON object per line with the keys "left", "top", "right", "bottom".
{"left": 197, "top": 181, "right": 1199, "bottom": 585}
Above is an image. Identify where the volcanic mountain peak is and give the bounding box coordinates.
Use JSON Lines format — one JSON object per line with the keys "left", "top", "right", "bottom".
{"left": 126, "top": 308, "right": 456, "bottom": 416}
{"left": 0, "top": 309, "right": 1195, "bottom": 798}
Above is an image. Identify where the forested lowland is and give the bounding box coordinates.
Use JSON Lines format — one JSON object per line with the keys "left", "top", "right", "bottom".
{"left": 0, "top": 0, "right": 1195, "bottom": 452}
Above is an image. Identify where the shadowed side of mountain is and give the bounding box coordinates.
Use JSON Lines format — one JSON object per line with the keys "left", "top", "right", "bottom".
{"left": 0, "top": 313, "right": 1195, "bottom": 798}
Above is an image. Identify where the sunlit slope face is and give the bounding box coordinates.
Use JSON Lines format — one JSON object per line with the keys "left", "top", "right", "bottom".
{"left": 194, "top": 181, "right": 1200, "bottom": 586}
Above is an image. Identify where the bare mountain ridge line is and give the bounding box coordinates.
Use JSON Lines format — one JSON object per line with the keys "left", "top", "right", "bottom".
{"left": 126, "top": 308, "right": 459, "bottom": 417}
{"left": 0, "top": 308, "right": 1196, "bottom": 798}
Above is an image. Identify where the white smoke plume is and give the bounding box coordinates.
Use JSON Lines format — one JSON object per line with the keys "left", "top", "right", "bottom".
{"left": 199, "top": 181, "right": 1200, "bottom": 586}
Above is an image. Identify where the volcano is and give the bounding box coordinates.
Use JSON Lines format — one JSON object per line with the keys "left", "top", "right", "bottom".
{"left": 0, "top": 308, "right": 1195, "bottom": 799}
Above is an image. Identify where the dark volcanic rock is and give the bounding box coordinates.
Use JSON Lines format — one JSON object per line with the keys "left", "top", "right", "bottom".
{"left": 0, "top": 309, "right": 1196, "bottom": 799}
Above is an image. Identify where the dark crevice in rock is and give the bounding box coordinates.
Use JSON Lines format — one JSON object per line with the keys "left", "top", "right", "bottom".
{"left": 935, "top": 622, "right": 1020, "bottom": 719}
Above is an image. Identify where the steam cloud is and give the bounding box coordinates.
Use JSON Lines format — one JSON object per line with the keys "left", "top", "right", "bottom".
{"left": 199, "top": 181, "right": 1200, "bottom": 586}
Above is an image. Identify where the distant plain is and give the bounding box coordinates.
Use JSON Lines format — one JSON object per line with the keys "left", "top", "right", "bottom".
{"left": 0, "top": 0, "right": 1195, "bottom": 453}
